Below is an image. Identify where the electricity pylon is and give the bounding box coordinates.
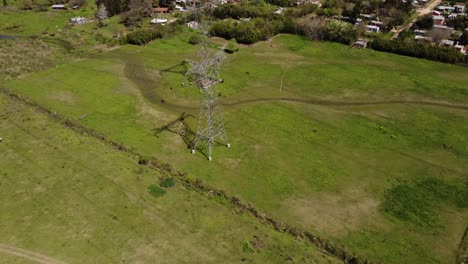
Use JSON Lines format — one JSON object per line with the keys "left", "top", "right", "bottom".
{"left": 185, "top": 37, "right": 230, "bottom": 161}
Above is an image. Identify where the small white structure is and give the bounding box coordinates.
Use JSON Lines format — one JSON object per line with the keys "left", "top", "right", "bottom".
{"left": 151, "top": 18, "right": 168, "bottom": 25}
{"left": 51, "top": 4, "right": 65, "bottom": 9}
{"left": 366, "top": 25, "right": 380, "bottom": 33}
{"left": 454, "top": 4, "right": 465, "bottom": 13}
{"left": 175, "top": 5, "right": 184, "bottom": 11}
{"left": 240, "top": 17, "right": 251, "bottom": 22}
{"left": 352, "top": 40, "right": 368, "bottom": 49}
{"left": 186, "top": 21, "right": 200, "bottom": 29}
{"left": 454, "top": 43, "right": 466, "bottom": 54}
{"left": 69, "top": 16, "right": 88, "bottom": 25}
{"left": 274, "top": 7, "right": 285, "bottom": 15}
{"left": 432, "top": 15, "right": 445, "bottom": 25}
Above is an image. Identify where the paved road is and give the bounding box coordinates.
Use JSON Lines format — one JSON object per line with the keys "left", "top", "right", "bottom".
{"left": 0, "top": 243, "right": 67, "bottom": 264}
{"left": 391, "top": 0, "right": 442, "bottom": 39}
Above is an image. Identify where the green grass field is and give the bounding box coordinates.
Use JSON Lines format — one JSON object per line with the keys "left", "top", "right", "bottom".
{"left": 0, "top": 93, "right": 339, "bottom": 263}
{"left": 2, "top": 32, "right": 468, "bottom": 263}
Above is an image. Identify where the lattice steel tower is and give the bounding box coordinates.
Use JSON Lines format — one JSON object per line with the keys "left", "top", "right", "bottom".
{"left": 185, "top": 39, "right": 230, "bottom": 161}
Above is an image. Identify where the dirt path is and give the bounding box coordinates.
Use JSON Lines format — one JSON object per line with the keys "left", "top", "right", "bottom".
{"left": 392, "top": 0, "right": 442, "bottom": 39}
{"left": 0, "top": 244, "right": 67, "bottom": 264}
{"left": 223, "top": 97, "right": 468, "bottom": 110}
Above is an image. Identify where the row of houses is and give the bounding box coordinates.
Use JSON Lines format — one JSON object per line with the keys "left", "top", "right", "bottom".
{"left": 412, "top": 3, "right": 468, "bottom": 54}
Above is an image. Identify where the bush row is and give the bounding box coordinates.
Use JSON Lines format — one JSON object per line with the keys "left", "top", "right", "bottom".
{"left": 122, "top": 27, "right": 165, "bottom": 45}
{"left": 121, "top": 25, "right": 180, "bottom": 45}
{"left": 209, "top": 17, "right": 296, "bottom": 44}
{"left": 370, "top": 38, "right": 467, "bottom": 65}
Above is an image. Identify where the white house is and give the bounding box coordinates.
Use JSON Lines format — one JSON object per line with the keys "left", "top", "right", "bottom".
{"left": 454, "top": 43, "right": 466, "bottom": 54}
{"left": 51, "top": 4, "right": 65, "bottom": 9}
{"left": 69, "top": 17, "right": 88, "bottom": 25}
{"left": 366, "top": 25, "right": 380, "bottom": 33}
{"left": 454, "top": 4, "right": 465, "bottom": 13}
{"left": 151, "top": 18, "right": 168, "bottom": 25}
{"left": 440, "top": 39, "right": 454, "bottom": 47}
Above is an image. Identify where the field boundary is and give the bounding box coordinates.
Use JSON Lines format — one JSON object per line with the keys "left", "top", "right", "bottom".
{"left": 0, "top": 86, "right": 374, "bottom": 264}
{"left": 456, "top": 226, "right": 468, "bottom": 264}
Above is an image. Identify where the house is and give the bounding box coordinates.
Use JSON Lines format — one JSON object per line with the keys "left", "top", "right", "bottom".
{"left": 175, "top": 5, "right": 185, "bottom": 11}
{"left": 414, "top": 35, "right": 432, "bottom": 42}
{"left": 366, "top": 25, "right": 380, "bottom": 33}
{"left": 154, "top": 7, "right": 170, "bottom": 13}
{"left": 454, "top": 43, "right": 467, "bottom": 54}
{"left": 69, "top": 16, "right": 88, "bottom": 25}
{"left": 454, "top": 4, "right": 465, "bottom": 13}
{"left": 369, "top": 20, "right": 383, "bottom": 27}
{"left": 436, "top": 5, "right": 455, "bottom": 12}
{"left": 432, "top": 15, "right": 445, "bottom": 25}
{"left": 440, "top": 39, "right": 454, "bottom": 47}
{"left": 433, "top": 24, "right": 454, "bottom": 32}
{"left": 360, "top": 13, "right": 376, "bottom": 20}
{"left": 151, "top": 18, "right": 168, "bottom": 24}
{"left": 295, "top": 0, "right": 321, "bottom": 6}
{"left": 51, "top": 4, "right": 65, "bottom": 9}
{"left": 186, "top": 21, "right": 200, "bottom": 29}
{"left": 414, "top": 29, "right": 427, "bottom": 36}
{"left": 352, "top": 40, "right": 368, "bottom": 49}
{"left": 432, "top": 10, "right": 441, "bottom": 16}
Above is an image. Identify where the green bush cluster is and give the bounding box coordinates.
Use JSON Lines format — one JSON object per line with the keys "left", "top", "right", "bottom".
{"left": 123, "top": 28, "right": 165, "bottom": 45}
{"left": 381, "top": 177, "right": 468, "bottom": 228}
{"left": 209, "top": 17, "right": 295, "bottom": 44}
{"left": 188, "top": 32, "right": 203, "bottom": 45}
{"left": 160, "top": 177, "right": 176, "bottom": 188}
{"left": 147, "top": 184, "right": 166, "bottom": 198}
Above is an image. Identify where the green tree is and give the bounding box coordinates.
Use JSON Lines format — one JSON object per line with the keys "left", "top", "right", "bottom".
{"left": 460, "top": 31, "right": 468, "bottom": 46}
{"left": 415, "top": 15, "right": 434, "bottom": 30}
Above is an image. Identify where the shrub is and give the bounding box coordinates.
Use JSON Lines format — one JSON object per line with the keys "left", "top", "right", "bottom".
{"left": 242, "top": 241, "right": 254, "bottom": 253}
{"left": 225, "top": 38, "right": 239, "bottom": 53}
{"left": 188, "top": 33, "right": 203, "bottom": 45}
{"left": 147, "top": 184, "right": 166, "bottom": 198}
{"left": 123, "top": 27, "right": 165, "bottom": 45}
{"left": 160, "top": 177, "right": 176, "bottom": 188}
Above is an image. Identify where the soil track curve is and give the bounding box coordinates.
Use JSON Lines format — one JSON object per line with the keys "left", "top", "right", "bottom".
{"left": 0, "top": 243, "right": 67, "bottom": 264}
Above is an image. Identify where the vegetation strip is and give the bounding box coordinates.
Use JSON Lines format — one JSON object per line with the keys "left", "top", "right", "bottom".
{"left": 456, "top": 227, "right": 468, "bottom": 264}
{"left": 0, "top": 86, "right": 373, "bottom": 264}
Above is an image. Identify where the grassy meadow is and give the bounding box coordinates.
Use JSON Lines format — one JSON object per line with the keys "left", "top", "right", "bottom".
{"left": 2, "top": 32, "right": 468, "bottom": 263}
{"left": 0, "top": 93, "right": 339, "bottom": 263}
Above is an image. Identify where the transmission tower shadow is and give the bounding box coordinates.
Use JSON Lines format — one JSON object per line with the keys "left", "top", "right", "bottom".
{"left": 159, "top": 61, "right": 189, "bottom": 76}
{"left": 153, "top": 112, "right": 227, "bottom": 159}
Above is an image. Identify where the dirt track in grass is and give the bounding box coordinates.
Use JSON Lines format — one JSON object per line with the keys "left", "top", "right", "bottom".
{"left": 0, "top": 244, "right": 67, "bottom": 264}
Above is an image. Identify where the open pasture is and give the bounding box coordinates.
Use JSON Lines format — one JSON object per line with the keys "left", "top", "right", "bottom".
{"left": 3, "top": 33, "right": 468, "bottom": 263}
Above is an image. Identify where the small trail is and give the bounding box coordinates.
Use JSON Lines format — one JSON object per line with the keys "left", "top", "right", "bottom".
{"left": 221, "top": 97, "right": 468, "bottom": 111}
{"left": 0, "top": 244, "right": 67, "bottom": 264}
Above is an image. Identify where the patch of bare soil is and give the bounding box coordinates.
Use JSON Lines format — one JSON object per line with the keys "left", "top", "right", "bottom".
{"left": 48, "top": 91, "right": 76, "bottom": 104}
{"left": 283, "top": 192, "right": 385, "bottom": 237}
